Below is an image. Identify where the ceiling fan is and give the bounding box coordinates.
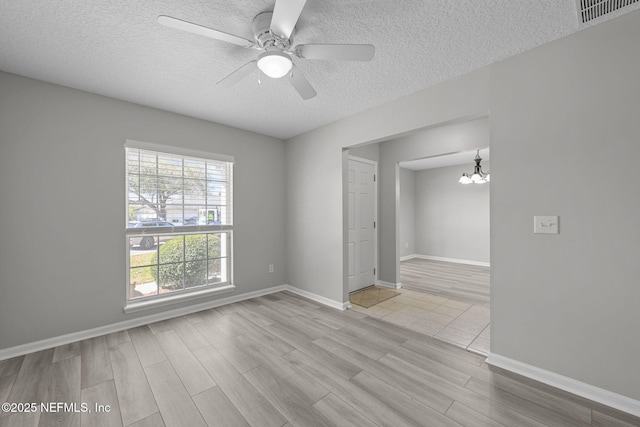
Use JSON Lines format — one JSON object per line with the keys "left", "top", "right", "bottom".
{"left": 158, "top": 0, "right": 375, "bottom": 100}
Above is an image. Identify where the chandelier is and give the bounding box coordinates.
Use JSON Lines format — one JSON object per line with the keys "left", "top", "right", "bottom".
{"left": 459, "top": 150, "right": 490, "bottom": 184}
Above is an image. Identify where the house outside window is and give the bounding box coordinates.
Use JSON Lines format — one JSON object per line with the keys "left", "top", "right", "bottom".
{"left": 125, "top": 141, "right": 233, "bottom": 310}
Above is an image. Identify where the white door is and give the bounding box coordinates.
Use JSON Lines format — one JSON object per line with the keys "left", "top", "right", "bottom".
{"left": 348, "top": 158, "right": 376, "bottom": 292}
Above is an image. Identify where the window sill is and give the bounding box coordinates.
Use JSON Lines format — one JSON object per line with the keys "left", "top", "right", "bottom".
{"left": 124, "top": 284, "right": 235, "bottom": 314}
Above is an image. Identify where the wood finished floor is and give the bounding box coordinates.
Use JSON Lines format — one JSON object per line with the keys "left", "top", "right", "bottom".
{"left": 400, "top": 258, "right": 490, "bottom": 305}
{"left": 1, "top": 291, "right": 638, "bottom": 427}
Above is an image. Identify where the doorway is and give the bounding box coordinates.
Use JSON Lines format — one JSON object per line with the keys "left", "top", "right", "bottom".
{"left": 347, "top": 144, "right": 491, "bottom": 355}
{"left": 347, "top": 156, "right": 377, "bottom": 293}
{"left": 395, "top": 149, "right": 490, "bottom": 353}
{"left": 343, "top": 118, "right": 491, "bottom": 354}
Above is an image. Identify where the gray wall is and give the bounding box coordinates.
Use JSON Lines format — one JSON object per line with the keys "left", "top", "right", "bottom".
{"left": 348, "top": 144, "right": 379, "bottom": 162}
{"left": 489, "top": 11, "right": 640, "bottom": 400}
{"left": 286, "top": 10, "right": 640, "bottom": 402}
{"left": 286, "top": 69, "right": 490, "bottom": 304}
{"left": 0, "top": 72, "right": 286, "bottom": 349}
{"left": 3, "top": 6, "right": 640, "bottom": 404}
{"left": 399, "top": 168, "right": 415, "bottom": 258}
{"left": 414, "top": 162, "right": 490, "bottom": 263}
{"left": 378, "top": 119, "right": 490, "bottom": 284}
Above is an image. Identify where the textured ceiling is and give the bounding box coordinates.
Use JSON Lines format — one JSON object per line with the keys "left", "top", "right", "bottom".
{"left": 1, "top": 1, "right": 639, "bottom": 140}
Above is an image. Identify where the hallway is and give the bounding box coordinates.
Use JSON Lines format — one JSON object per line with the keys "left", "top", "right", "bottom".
{"left": 350, "top": 259, "right": 490, "bottom": 355}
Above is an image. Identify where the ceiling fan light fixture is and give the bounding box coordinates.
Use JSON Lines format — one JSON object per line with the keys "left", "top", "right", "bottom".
{"left": 159, "top": 0, "right": 375, "bottom": 99}
{"left": 257, "top": 51, "right": 292, "bottom": 79}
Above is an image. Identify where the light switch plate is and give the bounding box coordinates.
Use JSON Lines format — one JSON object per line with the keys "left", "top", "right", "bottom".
{"left": 534, "top": 216, "right": 559, "bottom": 234}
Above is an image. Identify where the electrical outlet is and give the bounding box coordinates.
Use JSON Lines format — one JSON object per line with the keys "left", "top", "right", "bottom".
{"left": 269, "top": 264, "right": 274, "bottom": 273}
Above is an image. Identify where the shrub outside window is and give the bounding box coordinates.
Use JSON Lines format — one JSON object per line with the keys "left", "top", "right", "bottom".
{"left": 125, "top": 142, "right": 233, "bottom": 303}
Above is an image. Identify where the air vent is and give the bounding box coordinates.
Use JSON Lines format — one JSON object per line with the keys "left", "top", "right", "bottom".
{"left": 577, "top": 0, "right": 639, "bottom": 23}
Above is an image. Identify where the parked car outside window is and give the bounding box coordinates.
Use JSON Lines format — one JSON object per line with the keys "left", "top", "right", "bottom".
{"left": 129, "top": 220, "right": 175, "bottom": 249}
{"left": 183, "top": 216, "right": 199, "bottom": 225}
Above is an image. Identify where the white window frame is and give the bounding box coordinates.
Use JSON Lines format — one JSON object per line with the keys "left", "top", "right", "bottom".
{"left": 124, "top": 140, "right": 235, "bottom": 313}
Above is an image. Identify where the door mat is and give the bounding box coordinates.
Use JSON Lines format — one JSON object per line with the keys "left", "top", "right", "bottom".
{"left": 350, "top": 286, "right": 400, "bottom": 308}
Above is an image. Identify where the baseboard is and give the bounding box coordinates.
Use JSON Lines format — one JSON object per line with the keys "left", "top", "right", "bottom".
{"left": 486, "top": 353, "right": 640, "bottom": 418}
{"left": 408, "top": 254, "right": 490, "bottom": 267}
{"left": 399, "top": 254, "right": 417, "bottom": 261}
{"left": 0, "top": 283, "right": 343, "bottom": 361}
{"left": 377, "top": 280, "right": 402, "bottom": 289}
{"left": 283, "top": 286, "right": 349, "bottom": 311}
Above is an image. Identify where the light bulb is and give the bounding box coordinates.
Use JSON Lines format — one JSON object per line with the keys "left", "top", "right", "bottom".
{"left": 257, "top": 51, "right": 292, "bottom": 79}
{"left": 459, "top": 174, "right": 472, "bottom": 184}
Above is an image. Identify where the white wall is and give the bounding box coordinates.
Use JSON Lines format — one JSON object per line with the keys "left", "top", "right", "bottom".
{"left": 0, "top": 72, "right": 287, "bottom": 350}
{"left": 414, "top": 162, "right": 490, "bottom": 263}
{"left": 286, "top": 9, "right": 640, "bottom": 403}
{"left": 399, "top": 168, "right": 415, "bottom": 258}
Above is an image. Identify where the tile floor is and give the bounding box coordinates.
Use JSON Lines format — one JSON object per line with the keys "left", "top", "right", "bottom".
{"left": 350, "top": 288, "right": 490, "bottom": 355}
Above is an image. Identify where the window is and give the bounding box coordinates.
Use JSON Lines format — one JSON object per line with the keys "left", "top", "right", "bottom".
{"left": 125, "top": 142, "right": 233, "bottom": 308}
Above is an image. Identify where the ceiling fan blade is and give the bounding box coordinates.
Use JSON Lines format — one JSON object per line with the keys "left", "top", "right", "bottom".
{"left": 289, "top": 64, "right": 316, "bottom": 100}
{"left": 158, "top": 15, "right": 257, "bottom": 49}
{"left": 270, "top": 0, "right": 307, "bottom": 39}
{"left": 217, "top": 61, "right": 257, "bottom": 88}
{"left": 296, "top": 44, "right": 375, "bottom": 61}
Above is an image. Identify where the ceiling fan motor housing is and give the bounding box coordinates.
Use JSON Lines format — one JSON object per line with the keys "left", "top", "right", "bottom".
{"left": 252, "top": 11, "right": 293, "bottom": 50}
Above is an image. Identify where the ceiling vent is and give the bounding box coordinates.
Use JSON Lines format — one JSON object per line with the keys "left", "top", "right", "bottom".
{"left": 577, "top": 0, "right": 639, "bottom": 23}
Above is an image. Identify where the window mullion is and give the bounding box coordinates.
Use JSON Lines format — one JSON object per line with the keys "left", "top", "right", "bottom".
{"left": 182, "top": 157, "right": 185, "bottom": 226}
{"left": 156, "top": 245, "right": 160, "bottom": 296}
{"left": 182, "top": 234, "right": 186, "bottom": 291}
{"left": 206, "top": 234, "right": 210, "bottom": 285}
{"left": 205, "top": 160, "right": 208, "bottom": 226}
{"left": 155, "top": 153, "right": 159, "bottom": 221}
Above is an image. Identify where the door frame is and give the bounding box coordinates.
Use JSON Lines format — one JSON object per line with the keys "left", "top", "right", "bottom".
{"left": 347, "top": 155, "right": 378, "bottom": 293}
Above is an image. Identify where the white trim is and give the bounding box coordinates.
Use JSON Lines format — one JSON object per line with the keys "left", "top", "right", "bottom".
{"left": 125, "top": 139, "right": 235, "bottom": 163}
{"left": 124, "top": 284, "right": 236, "bottom": 314}
{"left": 0, "top": 284, "right": 346, "bottom": 361}
{"left": 348, "top": 155, "right": 377, "bottom": 166}
{"left": 377, "top": 280, "right": 402, "bottom": 289}
{"left": 284, "top": 286, "right": 350, "bottom": 311}
{"left": 126, "top": 225, "right": 234, "bottom": 237}
{"left": 400, "top": 254, "right": 417, "bottom": 261}
{"left": 407, "top": 254, "right": 490, "bottom": 267}
{"left": 486, "top": 353, "right": 640, "bottom": 418}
